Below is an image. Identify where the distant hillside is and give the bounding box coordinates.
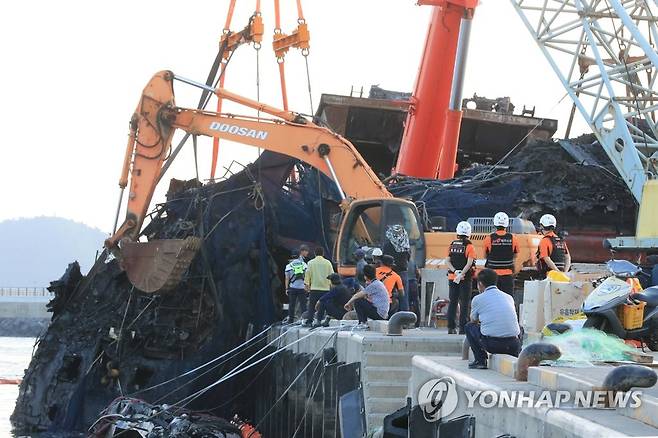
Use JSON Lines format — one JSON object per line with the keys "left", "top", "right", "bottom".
{"left": 0, "top": 217, "right": 107, "bottom": 287}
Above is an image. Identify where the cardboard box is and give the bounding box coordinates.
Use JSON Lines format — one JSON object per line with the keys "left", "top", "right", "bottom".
{"left": 521, "top": 280, "right": 593, "bottom": 332}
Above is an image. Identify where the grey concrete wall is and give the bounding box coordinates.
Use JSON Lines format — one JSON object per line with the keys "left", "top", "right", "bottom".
{"left": 0, "top": 296, "right": 50, "bottom": 318}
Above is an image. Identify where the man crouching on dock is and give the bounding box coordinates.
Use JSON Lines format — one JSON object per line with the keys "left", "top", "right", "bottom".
{"left": 344, "top": 265, "right": 390, "bottom": 330}
{"left": 465, "top": 268, "right": 521, "bottom": 369}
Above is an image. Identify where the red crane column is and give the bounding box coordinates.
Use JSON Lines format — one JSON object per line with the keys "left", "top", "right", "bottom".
{"left": 395, "top": 0, "right": 478, "bottom": 179}
{"left": 437, "top": 7, "right": 474, "bottom": 179}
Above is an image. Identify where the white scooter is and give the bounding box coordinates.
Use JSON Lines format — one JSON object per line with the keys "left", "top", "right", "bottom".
{"left": 582, "top": 260, "right": 658, "bottom": 350}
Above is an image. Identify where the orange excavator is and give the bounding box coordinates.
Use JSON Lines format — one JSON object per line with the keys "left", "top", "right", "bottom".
{"left": 105, "top": 71, "right": 539, "bottom": 293}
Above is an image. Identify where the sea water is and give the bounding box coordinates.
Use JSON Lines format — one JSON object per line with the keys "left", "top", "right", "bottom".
{"left": 0, "top": 337, "right": 36, "bottom": 437}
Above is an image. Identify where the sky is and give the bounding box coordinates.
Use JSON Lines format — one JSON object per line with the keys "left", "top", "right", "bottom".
{"left": 0, "top": 0, "right": 584, "bottom": 233}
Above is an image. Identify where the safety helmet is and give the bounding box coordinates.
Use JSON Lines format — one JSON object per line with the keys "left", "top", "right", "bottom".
{"left": 493, "top": 212, "right": 510, "bottom": 228}
{"left": 372, "top": 248, "right": 383, "bottom": 257}
{"left": 539, "top": 214, "right": 557, "bottom": 228}
{"left": 456, "top": 221, "right": 472, "bottom": 237}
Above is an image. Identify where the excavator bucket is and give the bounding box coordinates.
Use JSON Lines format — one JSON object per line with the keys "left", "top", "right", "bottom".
{"left": 121, "top": 237, "right": 202, "bottom": 293}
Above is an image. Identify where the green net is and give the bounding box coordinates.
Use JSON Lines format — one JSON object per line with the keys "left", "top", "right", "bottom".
{"left": 545, "top": 328, "right": 636, "bottom": 364}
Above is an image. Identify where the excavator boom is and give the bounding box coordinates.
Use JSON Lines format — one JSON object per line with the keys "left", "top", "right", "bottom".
{"left": 108, "top": 71, "right": 398, "bottom": 292}
{"left": 166, "top": 109, "right": 390, "bottom": 200}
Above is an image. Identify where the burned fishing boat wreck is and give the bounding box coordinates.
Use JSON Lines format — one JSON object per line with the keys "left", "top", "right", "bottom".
{"left": 11, "top": 151, "right": 341, "bottom": 435}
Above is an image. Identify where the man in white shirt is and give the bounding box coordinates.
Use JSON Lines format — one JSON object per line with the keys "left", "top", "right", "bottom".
{"left": 465, "top": 268, "right": 521, "bottom": 369}
{"left": 344, "top": 265, "right": 389, "bottom": 330}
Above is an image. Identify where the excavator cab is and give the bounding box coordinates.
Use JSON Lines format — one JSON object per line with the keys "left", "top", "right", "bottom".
{"left": 336, "top": 198, "right": 426, "bottom": 276}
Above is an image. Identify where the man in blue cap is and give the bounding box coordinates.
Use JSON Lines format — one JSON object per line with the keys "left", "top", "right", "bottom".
{"left": 313, "top": 273, "right": 354, "bottom": 327}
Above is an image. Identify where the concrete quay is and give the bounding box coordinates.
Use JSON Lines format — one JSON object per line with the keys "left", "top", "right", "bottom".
{"left": 272, "top": 322, "right": 658, "bottom": 437}
{"left": 271, "top": 321, "right": 464, "bottom": 432}
{"left": 411, "top": 352, "right": 658, "bottom": 437}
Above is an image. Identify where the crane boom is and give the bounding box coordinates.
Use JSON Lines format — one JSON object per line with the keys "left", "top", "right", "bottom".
{"left": 511, "top": 0, "right": 658, "bottom": 250}
{"left": 510, "top": 0, "right": 658, "bottom": 203}
{"left": 396, "top": 0, "right": 479, "bottom": 179}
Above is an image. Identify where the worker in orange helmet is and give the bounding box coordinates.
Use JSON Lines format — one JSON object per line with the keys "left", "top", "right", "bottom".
{"left": 536, "top": 214, "right": 571, "bottom": 279}
{"left": 445, "top": 221, "right": 476, "bottom": 334}
{"left": 483, "top": 212, "right": 519, "bottom": 297}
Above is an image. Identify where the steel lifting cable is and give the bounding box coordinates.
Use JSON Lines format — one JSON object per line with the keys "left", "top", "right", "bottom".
{"left": 282, "top": 352, "right": 326, "bottom": 438}
{"left": 316, "top": 169, "right": 331, "bottom": 253}
{"left": 290, "top": 352, "right": 332, "bottom": 438}
{"left": 565, "top": 43, "right": 589, "bottom": 139}
{"left": 151, "top": 328, "right": 266, "bottom": 404}
{"left": 202, "top": 175, "right": 266, "bottom": 242}
{"left": 91, "top": 327, "right": 333, "bottom": 435}
{"left": 273, "top": 0, "right": 288, "bottom": 110}
{"left": 203, "top": 196, "right": 252, "bottom": 241}
{"left": 289, "top": 343, "right": 338, "bottom": 438}
{"left": 170, "top": 325, "right": 312, "bottom": 408}
{"left": 128, "top": 324, "right": 271, "bottom": 396}
{"left": 211, "top": 0, "right": 263, "bottom": 179}
{"left": 253, "top": 26, "right": 268, "bottom": 283}
{"left": 250, "top": 183, "right": 266, "bottom": 211}
{"left": 296, "top": 0, "right": 313, "bottom": 114}
{"left": 273, "top": 0, "right": 310, "bottom": 112}
{"left": 304, "top": 49, "right": 314, "bottom": 114}
{"left": 255, "top": 21, "right": 264, "bottom": 199}
{"left": 157, "top": 43, "right": 237, "bottom": 185}
{"left": 171, "top": 333, "right": 310, "bottom": 409}
{"left": 161, "top": 3, "right": 265, "bottom": 182}
{"left": 193, "top": 135, "right": 200, "bottom": 182}
{"left": 256, "top": 31, "right": 261, "bottom": 108}
{"left": 247, "top": 329, "right": 340, "bottom": 437}
{"left": 172, "top": 326, "right": 341, "bottom": 412}
{"left": 115, "top": 286, "right": 134, "bottom": 355}
{"left": 199, "top": 320, "right": 296, "bottom": 413}
{"left": 298, "top": 0, "right": 310, "bottom": 103}
{"left": 90, "top": 325, "right": 272, "bottom": 437}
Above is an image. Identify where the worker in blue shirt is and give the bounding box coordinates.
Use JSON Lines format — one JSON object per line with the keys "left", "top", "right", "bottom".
{"left": 313, "top": 273, "right": 355, "bottom": 327}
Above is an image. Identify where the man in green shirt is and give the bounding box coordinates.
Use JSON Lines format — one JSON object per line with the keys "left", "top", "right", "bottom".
{"left": 303, "top": 246, "right": 335, "bottom": 326}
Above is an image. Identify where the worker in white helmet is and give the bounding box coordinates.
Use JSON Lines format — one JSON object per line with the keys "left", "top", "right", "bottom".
{"left": 445, "top": 221, "right": 476, "bottom": 334}
{"left": 536, "top": 214, "right": 571, "bottom": 279}
{"left": 371, "top": 247, "right": 384, "bottom": 267}
{"left": 483, "top": 212, "right": 519, "bottom": 296}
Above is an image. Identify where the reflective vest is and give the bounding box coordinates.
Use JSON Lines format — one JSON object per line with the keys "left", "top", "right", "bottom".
{"left": 485, "top": 232, "right": 514, "bottom": 270}
{"left": 289, "top": 259, "right": 306, "bottom": 282}
{"left": 536, "top": 235, "right": 567, "bottom": 276}
{"left": 448, "top": 238, "right": 474, "bottom": 275}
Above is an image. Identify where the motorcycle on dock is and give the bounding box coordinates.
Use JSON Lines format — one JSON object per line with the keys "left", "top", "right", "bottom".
{"left": 582, "top": 260, "right": 658, "bottom": 351}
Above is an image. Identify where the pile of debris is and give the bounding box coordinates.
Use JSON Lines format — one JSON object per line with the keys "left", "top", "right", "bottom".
{"left": 11, "top": 152, "right": 339, "bottom": 435}
{"left": 88, "top": 397, "right": 243, "bottom": 437}
{"left": 388, "top": 135, "right": 637, "bottom": 235}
